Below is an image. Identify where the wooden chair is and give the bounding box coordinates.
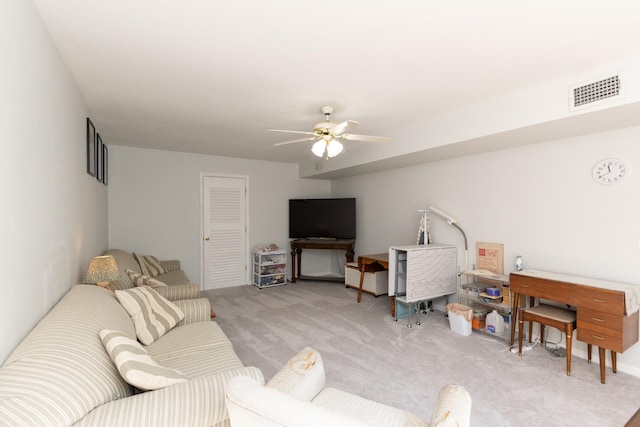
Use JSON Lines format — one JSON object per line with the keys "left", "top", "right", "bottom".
{"left": 518, "top": 304, "right": 577, "bottom": 375}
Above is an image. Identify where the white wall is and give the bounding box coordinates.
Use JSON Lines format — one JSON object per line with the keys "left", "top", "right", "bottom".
{"left": 0, "top": 0, "right": 108, "bottom": 363}
{"left": 108, "top": 146, "right": 331, "bottom": 284}
{"left": 301, "top": 53, "right": 640, "bottom": 178}
{"left": 331, "top": 126, "right": 640, "bottom": 375}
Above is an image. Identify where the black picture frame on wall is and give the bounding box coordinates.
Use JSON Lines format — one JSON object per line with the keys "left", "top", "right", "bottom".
{"left": 86, "top": 118, "right": 96, "bottom": 177}
{"left": 96, "top": 133, "right": 103, "bottom": 183}
{"left": 102, "top": 143, "right": 108, "bottom": 185}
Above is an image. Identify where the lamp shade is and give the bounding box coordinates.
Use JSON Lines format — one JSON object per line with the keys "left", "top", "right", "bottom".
{"left": 83, "top": 255, "right": 120, "bottom": 286}
{"left": 311, "top": 139, "right": 344, "bottom": 158}
{"left": 326, "top": 140, "right": 343, "bottom": 157}
{"left": 311, "top": 140, "right": 326, "bottom": 157}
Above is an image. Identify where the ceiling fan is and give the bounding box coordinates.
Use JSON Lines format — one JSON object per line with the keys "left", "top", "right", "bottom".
{"left": 269, "top": 106, "right": 392, "bottom": 158}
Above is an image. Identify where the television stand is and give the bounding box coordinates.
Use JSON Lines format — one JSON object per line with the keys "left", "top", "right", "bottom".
{"left": 290, "top": 239, "right": 355, "bottom": 283}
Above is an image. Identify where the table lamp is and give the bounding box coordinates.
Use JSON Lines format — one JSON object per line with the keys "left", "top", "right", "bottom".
{"left": 83, "top": 255, "right": 120, "bottom": 290}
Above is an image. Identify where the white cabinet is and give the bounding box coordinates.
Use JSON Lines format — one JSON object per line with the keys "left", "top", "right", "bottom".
{"left": 388, "top": 245, "right": 458, "bottom": 324}
{"left": 253, "top": 250, "right": 287, "bottom": 288}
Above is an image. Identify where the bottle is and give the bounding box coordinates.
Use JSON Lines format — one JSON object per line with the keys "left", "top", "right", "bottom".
{"left": 486, "top": 310, "right": 505, "bottom": 335}
{"left": 515, "top": 256, "right": 523, "bottom": 271}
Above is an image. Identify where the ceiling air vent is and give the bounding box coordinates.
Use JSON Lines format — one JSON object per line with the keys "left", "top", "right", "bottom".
{"left": 569, "top": 74, "right": 622, "bottom": 111}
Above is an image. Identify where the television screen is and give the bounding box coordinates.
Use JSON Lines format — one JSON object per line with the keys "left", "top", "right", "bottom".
{"left": 289, "top": 198, "right": 356, "bottom": 240}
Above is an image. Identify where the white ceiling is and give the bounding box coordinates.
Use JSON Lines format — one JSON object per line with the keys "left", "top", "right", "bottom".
{"left": 32, "top": 0, "right": 640, "bottom": 166}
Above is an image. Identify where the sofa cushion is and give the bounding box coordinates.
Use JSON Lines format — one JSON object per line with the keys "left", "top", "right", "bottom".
{"left": 227, "top": 375, "right": 373, "bottom": 427}
{"left": 134, "top": 253, "right": 167, "bottom": 277}
{"left": 125, "top": 269, "right": 169, "bottom": 288}
{"left": 115, "top": 287, "right": 185, "bottom": 345}
{"left": 146, "top": 321, "right": 245, "bottom": 378}
{"left": 99, "top": 329, "right": 189, "bottom": 391}
{"left": 266, "top": 346, "right": 326, "bottom": 401}
{"left": 155, "top": 269, "right": 192, "bottom": 286}
{"left": 153, "top": 283, "right": 202, "bottom": 301}
{"left": 313, "top": 388, "right": 428, "bottom": 427}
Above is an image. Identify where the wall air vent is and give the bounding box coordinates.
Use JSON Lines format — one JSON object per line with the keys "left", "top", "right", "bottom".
{"left": 569, "top": 74, "right": 622, "bottom": 111}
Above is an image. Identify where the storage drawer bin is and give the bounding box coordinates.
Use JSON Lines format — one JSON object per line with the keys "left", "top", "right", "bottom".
{"left": 345, "top": 262, "right": 388, "bottom": 296}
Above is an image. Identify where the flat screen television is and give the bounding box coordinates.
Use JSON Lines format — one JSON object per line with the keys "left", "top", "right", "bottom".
{"left": 289, "top": 198, "right": 356, "bottom": 240}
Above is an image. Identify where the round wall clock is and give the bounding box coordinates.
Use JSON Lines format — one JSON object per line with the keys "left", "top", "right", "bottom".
{"left": 592, "top": 158, "right": 627, "bottom": 184}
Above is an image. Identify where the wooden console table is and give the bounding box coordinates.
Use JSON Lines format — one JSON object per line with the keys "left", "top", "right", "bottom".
{"left": 290, "top": 239, "right": 355, "bottom": 283}
{"left": 510, "top": 270, "right": 640, "bottom": 384}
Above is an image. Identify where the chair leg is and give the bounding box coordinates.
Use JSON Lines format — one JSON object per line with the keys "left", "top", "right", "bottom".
{"left": 518, "top": 316, "right": 524, "bottom": 356}
{"left": 565, "top": 325, "right": 573, "bottom": 376}
{"left": 528, "top": 296, "right": 535, "bottom": 343}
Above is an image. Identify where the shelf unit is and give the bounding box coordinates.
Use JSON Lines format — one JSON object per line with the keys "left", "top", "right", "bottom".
{"left": 459, "top": 269, "right": 516, "bottom": 337}
{"left": 253, "top": 249, "right": 287, "bottom": 289}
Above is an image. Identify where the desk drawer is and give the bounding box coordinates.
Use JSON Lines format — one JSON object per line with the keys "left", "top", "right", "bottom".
{"left": 510, "top": 275, "right": 575, "bottom": 303}
{"left": 577, "top": 310, "right": 639, "bottom": 353}
{"left": 577, "top": 327, "right": 623, "bottom": 352}
{"left": 578, "top": 308, "right": 624, "bottom": 333}
{"left": 573, "top": 288, "right": 625, "bottom": 315}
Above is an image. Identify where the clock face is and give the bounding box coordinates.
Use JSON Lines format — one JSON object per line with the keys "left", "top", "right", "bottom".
{"left": 592, "top": 159, "right": 627, "bottom": 184}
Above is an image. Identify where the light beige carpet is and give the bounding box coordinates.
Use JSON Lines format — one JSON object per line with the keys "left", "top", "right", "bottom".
{"left": 203, "top": 280, "right": 639, "bottom": 426}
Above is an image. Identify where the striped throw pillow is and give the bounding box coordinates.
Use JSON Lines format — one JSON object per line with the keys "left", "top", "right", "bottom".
{"left": 115, "top": 287, "right": 185, "bottom": 345}
{"left": 133, "top": 253, "right": 167, "bottom": 277}
{"left": 99, "top": 329, "right": 189, "bottom": 390}
{"left": 125, "top": 269, "right": 169, "bottom": 288}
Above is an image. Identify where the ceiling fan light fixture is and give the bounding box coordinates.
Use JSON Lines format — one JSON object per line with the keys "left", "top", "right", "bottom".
{"left": 311, "top": 140, "right": 327, "bottom": 157}
{"left": 271, "top": 105, "right": 391, "bottom": 158}
{"left": 326, "top": 139, "right": 343, "bottom": 157}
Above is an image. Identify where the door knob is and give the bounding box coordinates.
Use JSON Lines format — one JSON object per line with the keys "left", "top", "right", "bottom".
{"left": 204, "top": 236, "right": 210, "bottom": 241}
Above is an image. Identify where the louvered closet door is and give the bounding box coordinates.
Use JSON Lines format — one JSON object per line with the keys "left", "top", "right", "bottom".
{"left": 202, "top": 175, "right": 247, "bottom": 290}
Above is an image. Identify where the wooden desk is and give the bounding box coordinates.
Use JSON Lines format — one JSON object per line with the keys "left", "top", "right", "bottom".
{"left": 510, "top": 270, "right": 639, "bottom": 384}
{"left": 356, "top": 253, "right": 389, "bottom": 305}
{"left": 290, "top": 239, "right": 355, "bottom": 283}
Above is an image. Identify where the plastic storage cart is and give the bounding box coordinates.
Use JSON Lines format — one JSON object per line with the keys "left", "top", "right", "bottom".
{"left": 253, "top": 249, "right": 287, "bottom": 288}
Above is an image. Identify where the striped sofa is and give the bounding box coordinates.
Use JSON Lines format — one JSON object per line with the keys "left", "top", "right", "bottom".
{"left": 104, "top": 249, "right": 202, "bottom": 301}
{"left": 0, "top": 285, "right": 264, "bottom": 426}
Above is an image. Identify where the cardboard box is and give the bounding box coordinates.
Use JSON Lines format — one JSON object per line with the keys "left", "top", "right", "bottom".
{"left": 345, "top": 262, "right": 388, "bottom": 296}
{"left": 476, "top": 242, "right": 504, "bottom": 274}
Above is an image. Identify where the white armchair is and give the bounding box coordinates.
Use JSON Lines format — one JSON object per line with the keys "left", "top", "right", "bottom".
{"left": 226, "top": 347, "right": 471, "bottom": 427}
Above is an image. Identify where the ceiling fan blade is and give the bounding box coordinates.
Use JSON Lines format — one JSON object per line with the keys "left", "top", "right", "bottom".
{"left": 342, "top": 133, "right": 392, "bottom": 143}
{"left": 268, "top": 129, "right": 316, "bottom": 136}
{"left": 332, "top": 120, "right": 359, "bottom": 136}
{"left": 273, "top": 136, "right": 318, "bottom": 146}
